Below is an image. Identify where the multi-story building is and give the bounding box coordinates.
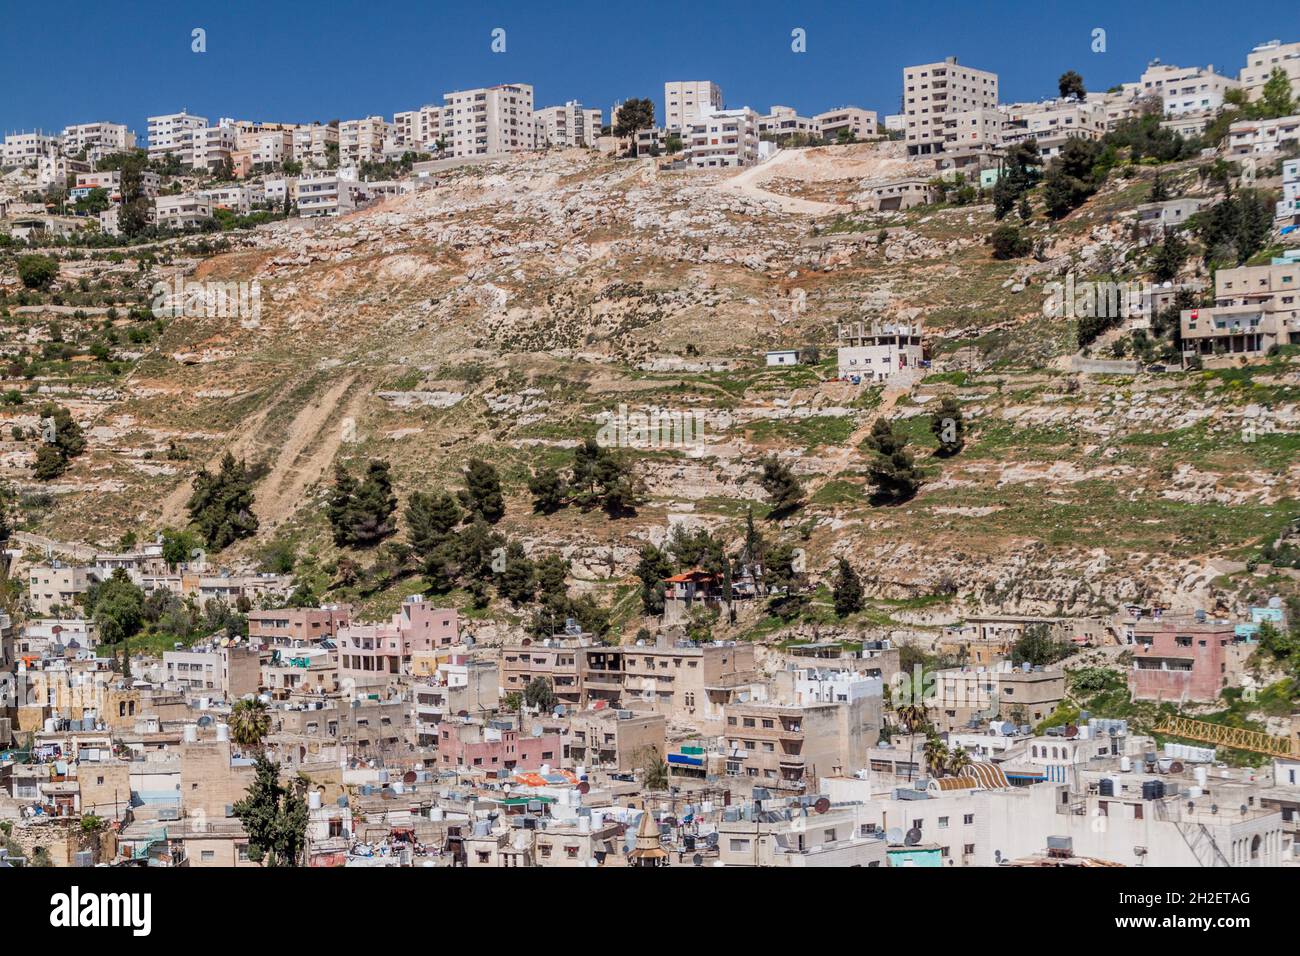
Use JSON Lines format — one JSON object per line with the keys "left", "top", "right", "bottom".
{"left": 247, "top": 604, "right": 352, "bottom": 647}
{"left": 499, "top": 637, "right": 584, "bottom": 709}
{"left": 36, "top": 152, "right": 90, "bottom": 191}
{"left": 59, "top": 121, "right": 135, "bottom": 159}
{"left": 1180, "top": 260, "right": 1300, "bottom": 360}
{"left": 814, "top": 106, "right": 878, "bottom": 141}
{"left": 154, "top": 194, "right": 213, "bottom": 230}
{"left": 902, "top": 57, "right": 998, "bottom": 156}
{"left": 28, "top": 564, "right": 99, "bottom": 616}
{"left": 564, "top": 710, "right": 665, "bottom": 770}
{"left": 291, "top": 122, "right": 339, "bottom": 168}
{"left": 160, "top": 645, "right": 259, "bottom": 699}
{"left": 1140, "top": 61, "right": 1240, "bottom": 117}
{"left": 931, "top": 664, "right": 1066, "bottom": 733}
{"left": 441, "top": 84, "right": 535, "bottom": 157}
{"left": 836, "top": 320, "right": 925, "bottom": 382}
{"left": 1128, "top": 616, "right": 1248, "bottom": 702}
{"left": 335, "top": 596, "right": 459, "bottom": 685}
{"left": 757, "top": 105, "right": 816, "bottom": 141}
{"left": 620, "top": 640, "right": 757, "bottom": 727}
{"left": 339, "top": 116, "right": 390, "bottom": 165}
{"left": 664, "top": 80, "right": 723, "bottom": 131}
{"left": 146, "top": 111, "right": 207, "bottom": 162}
{"left": 295, "top": 173, "right": 366, "bottom": 217}
{"left": 722, "top": 695, "right": 880, "bottom": 792}
{"left": 189, "top": 122, "right": 238, "bottom": 173}
{"left": 1240, "top": 39, "right": 1300, "bottom": 102}
{"left": 435, "top": 717, "right": 562, "bottom": 775}
{"left": 535, "top": 101, "right": 601, "bottom": 148}
{"left": 2, "top": 131, "right": 57, "bottom": 167}
{"left": 393, "top": 105, "right": 445, "bottom": 151}
{"left": 1001, "top": 99, "right": 1107, "bottom": 158}
{"left": 683, "top": 106, "right": 760, "bottom": 168}
{"left": 1227, "top": 113, "right": 1300, "bottom": 155}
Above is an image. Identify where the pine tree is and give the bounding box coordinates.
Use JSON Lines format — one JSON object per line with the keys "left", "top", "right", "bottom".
{"left": 864, "top": 419, "right": 923, "bottom": 503}
{"left": 231, "top": 753, "right": 309, "bottom": 866}
{"left": 929, "top": 397, "right": 966, "bottom": 457}
{"left": 635, "top": 543, "right": 674, "bottom": 615}
{"left": 758, "top": 456, "right": 804, "bottom": 516}
{"left": 459, "top": 458, "right": 505, "bottom": 523}
{"left": 186, "top": 453, "right": 259, "bottom": 550}
{"left": 498, "top": 540, "right": 536, "bottom": 605}
{"left": 831, "top": 558, "right": 864, "bottom": 617}
{"left": 528, "top": 466, "right": 568, "bottom": 513}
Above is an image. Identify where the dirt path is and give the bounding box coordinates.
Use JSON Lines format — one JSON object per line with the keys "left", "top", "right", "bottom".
{"left": 715, "top": 149, "right": 848, "bottom": 216}
{"left": 806, "top": 383, "right": 910, "bottom": 497}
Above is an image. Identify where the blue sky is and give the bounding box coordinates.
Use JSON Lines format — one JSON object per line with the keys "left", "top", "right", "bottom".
{"left": 1, "top": 0, "right": 1296, "bottom": 137}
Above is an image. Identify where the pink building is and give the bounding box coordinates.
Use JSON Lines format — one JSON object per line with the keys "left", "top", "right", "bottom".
{"left": 336, "top": 595, "right": 459, "bottom": 679}
{"left": 436, "top": 719, "right": 561, "bottom": 776}
{"left": 248, "top": 604, "right": 352, "bottom": 646}
{"left": 1128, "top": 619, "right": 1239, "bottom": 702}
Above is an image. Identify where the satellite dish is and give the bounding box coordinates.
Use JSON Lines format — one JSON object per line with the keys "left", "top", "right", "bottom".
{"left": 530, "top": 723, "right": 544, "bottom": 737}
{"left": 994, "top": 849, "right": 1002, "bottom": 863}
{"left": 705, "top": 832, "right": 718, "bottom": 849}
{"left": 692, "top": 853, "right": 703, "bottom": 867}
{"left": 886, "top": 828, "right": 904, "bottom": 845}
{"left": 1169, "top": 761, "right": 1185, "bottom": 774}
{"left": 814, "top": 797, "right": 831, "bottom": 815}
{"left": 904, "top": 828, "right": 922, "bottom": 846}
{"left": 403, "top": 771, "right": 417, "bottom": 784}
{"left": 578, "top": 782, "right": 590, "bottom": 795}
{"left": 457, "top": 710, "right": 469, "bottom": 718}
{"left": 554, "top": 704, "right": 566, "bottom": 717}
{"left": 1064, "top": 725, "right": 1079, "bottom": 739}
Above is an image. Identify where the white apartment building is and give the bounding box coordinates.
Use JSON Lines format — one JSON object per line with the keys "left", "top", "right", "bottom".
{"left": 36, "top": 153, "right": 90, "bottom": 190}
{"left": 340, "top": 116, "right": 390, "bottom": 165}
{"left": 190, "top": 122, "right": 238, "bottom": 172}
{"left": 942, "top": 108, "right": 1006, "bottom": 152}
{"left": 75, "top": 169, "right": 160, "bottom": 199}
{"left": 441, "top": 84, "right": 535, "bottom": 157}
{"left": 59, "top": 121, "right": 135, "bottom": 159}
{"left": 535, "top": 101, "right": 601, "bottom": 148}
{"left": 296, "top": 173, "right": 367, "bottom": 217}
{"left": 837, "top": 321, "right": 925, "bottom": 382}
{"left": 1140, "top": 61, "right": 1240, "bottom": 116}
{"left": 291, "top": 122, "right": 339, "bottom": 168}
{"left": 199, "top": 185, "right": 254, "bottom": 214}
{"left": 154, "top": 194, "right": 213, "bottom": 230}
{"left": 393, "top": 105, "right": 445, "bottom": 150}
{"left": 664, "top": 80, "right": 723, "bottom": 131}
{"left": 903, "top": 57, "right": 999, "bottom": 155}
{"left": 1001, "top": 99, "right": 1107, "bottom": 158}
{"left": 1240, "top": 39, "right": 1300, "bottom": 102}
{"left": 3, "top": 131, "right": 57, "bottom": 167}
{"left": 1227, "top": 114, "right": 1300, "bottom": 155}
{"left": 814, "top": 107, "right": 878, "bottom": 141}
{"left": 1086, "top": 84, "right": 1146, "bottom": 130}
{"left": 683, "top": 106, "right": 760, "bottom": 169}
{"left": 758, "top": 106, "right": 816, "bottom": 141}
{"left": 146, "top": 111, "right": 207, "bottom": 162}
{"left": 1281, "top": 159, "right": 1299, "bottom": 220}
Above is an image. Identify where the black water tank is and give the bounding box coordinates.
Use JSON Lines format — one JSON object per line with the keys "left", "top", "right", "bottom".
{"left": 1099, "top": 778, "right": 1115, "bottom": 796}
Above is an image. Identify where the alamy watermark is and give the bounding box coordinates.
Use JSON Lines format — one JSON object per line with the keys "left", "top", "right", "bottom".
{"left": 1042, "top": 273, "right": 1150, "bottom": 321}
{"left": 594, "top": 404, "right": 730, "bottom": 452}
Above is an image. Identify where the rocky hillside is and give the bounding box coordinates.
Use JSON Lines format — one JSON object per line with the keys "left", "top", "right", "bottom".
{"left": 2, "top": 142, "right": 1298, "bottom": 639}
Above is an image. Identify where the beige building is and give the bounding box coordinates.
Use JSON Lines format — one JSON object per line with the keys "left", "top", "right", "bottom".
{"left": 340, "top": 116, "right": 390, "bottom": 165}
{"left": 393, "top": 105, "right": 445, "bottom": 150}
{"left": 1239, "top": 39, "right": 1300, "bottom": 102}
{"left": 154, "top": 193, "right": 213, "bottom": 230}
{"left": 535, "top": 101, "right": 601, "bottom": 148}
{"left": 441, "top": 84, "right": 535, "bottom": 157}
{"left": 903, "top": 57, "right": 998, "bottom": 156}
{"left": 664, "top": 80, "right": 723, "bottom": 131}
{"left": 814, "top": 106, "right": 878, "bottom": 141}
{"left": 1140, "top": 61, "right": 1240, "bottom": 116}
{"left": 758, "top": 105, "right": 816, "bottom": 141}
{"left": 291, "top": 122, "right": 339, "bottom": 168}
{"left": 722, "top": 696, "right": 880, "bottom": 793}
{"left": 565, "top": 709, "right": 665, "bottom": 770}
{"left": 28, "top": 564, "right": 98, "bottom": 615}
{"left": 2, "top": 131, "right": 57, "bottom": 166}
{"left": 931, "top": 664, "right": 1066, "bottom": 733}
{"left": 1180, "top": 261, "right": 1300, "bottom": 360}
{"left": 60, "top": 121, "right": 135, "bottom": 159}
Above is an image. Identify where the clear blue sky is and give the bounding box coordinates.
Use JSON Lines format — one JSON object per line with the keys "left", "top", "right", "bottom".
{"left": 1, "top": 0, "right": 1296, "bottom": 137}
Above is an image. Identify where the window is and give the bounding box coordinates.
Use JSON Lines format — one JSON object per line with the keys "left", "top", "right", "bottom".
{"left": 938, "top": 816, "right": 949, "bottom": 829}
{"left": 963, "top": 814, "right": 974, "bottom": 825}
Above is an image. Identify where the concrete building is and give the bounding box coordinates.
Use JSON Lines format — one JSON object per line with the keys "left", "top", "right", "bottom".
{"left": 1140, "top": 61, "right": 1240, "bottom": 117}
{"left": 436, "top": 717, "right": 561, "bottom": 775}
{"left": 291, "top": 122, "right": 339, "bottom": 168}
{"left": 441, "top": 84, "right": 535, "bottom": 158}
{"left": 1227, "top": 113, "right": 1300, "bottom": 155}
{"left": 393, "top": 105, "right": 445, "bottom": 151}
{"left": 683, "top": 106, "right": 761, "bottom": 169}
{"left": 247, "top": 604, "right": 352, "bottom": 647}
{"left": 814, "top": 107, "right": 878, "bottom": 141}
{"left": 153, "top": 194, "right": 212, "bottom": 230}
{"left": 1180, "top": 260, "right": 1300, "bottom": 360}
{"left": 146, "top": 111, "right": 207, "bottom": 162}
{"left": 1128, "top": 616, "right": 1248, "bottom": 702}
{"left": 1240, "top": 39, "right": 1300, "bottom": 102}
{"left": 28, "top": 564, "right": 98, "bottom": 616}
{"left": 59, "top": 121, "right": 135, "bottom": 159}
{"left": 535, "top": 101, "right": 601, "bottom": 148}
{"left": 295, "top": 173, "right": 366, "bottom": 217}
{"left": 931, "top": 664, "right": 1066, "bottom": 733}
{"left": 717, "top": 803, "right": 887, "bottom": 867}
{"left": 161, "top": 645, "right": 259, "bottom": 699}
{"left": 1001, "top": 99, "right": 1107, "bottom": 158}
{"left": 2, "top": 131, "right": 57, "bottom": 167}
{"left": 565, "top": 709, "right": 665, "bottom": 770}
{"left": 664, "top": 80, "right": 723, "bottom": 131}
{"left": 836, "top": 320, "right": 925, "bottom": 382}
{"left": 189, "top": 122, "right": 238, "bottom": 172}
{"left": 499, "top": 636, "right": 584, "bottom": 709}
{"left": 758, "top": 106, "right": 816, "bottom": 141}
{"left": 339, "top": 116, "right": 390, "bottom": 165}
{"left": 903, "top": 57, "right": 998, "bottom": 156}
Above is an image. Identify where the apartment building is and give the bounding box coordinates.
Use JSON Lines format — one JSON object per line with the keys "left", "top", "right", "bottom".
{"left": 620, "top": 640, "right": 757, "bottom": 726}
{"left": 814, "top": 106, "right": 878, "bottom": 141}
{"left": 931, "top": 664, "right": 1066, "bottom": 733}
{"left": 535, "top": 101, "right": 601, "bottom": 148}
{"left": 499, "top": 637, "right": 584, "bottom": 709}
{"left": 436, "top": 717, "right": 561, "bottom": 775}
{"left": 393, "top": 105, "right": 445, "bottom": 150}
{"left": 564, "top": 710, "right": 665, "bottom": 770}
{"left": 1240, "top": 38, "right": 1300, "bottom": 101}
{"left": 247, "top": 604, "right": 352, "bottom": 646}
{"left": 3, "top": 131, "right": 57, "bottom": 167}
{"left": 339, "top": 116, "right": 390, "bottom": 165}
{"left": 1227, "top": 113, "right": 1300, "bottom": 155}
{"left": 28, "top": 564, "right": 99, "bottom": 616}
{"left": 683, "top": 106, "right": 761, "bottom": 168}
{"left": 1180, "top": 260, "right": 1300, "bottom": 359}
{"left": 76, "top": 170, "right": 160, "bottom": 202}
{"left": 441, "top": 84, "right": 535, "bottom": 157}
{"left": 1128, "top": 617, "right": 1248, "bottom": 702}
{"left": 153, "top": 194, "right": 213, "bottom": 230}
{"left": 1001, "top": 99, "right": 1107, "bottom": 158}
{"left": 295, "top": 173, "right": 366, "bottom": 217}
{"left": 1140, "top": 60, "right": 1240, "bottom": 116}
{"left": 188, "top": 122, "right": 238, "bottom": 173}
{"left": 758, "top": 105, "right": 816, "bottom": 141}
{"left": 903, "top": 57, "right": 999, "bottom": 156}
{"left": 146, "top": 111, "right": 207, "bottom": 162}
{"left": 664, "top": 80, "right": 723, "bottom": 131}
{"left": 1282, "top": 158, "right": 1300, "bottom": 221}
{"left": 161, "top": 645, "right": 259, "bottom": 699}
{"left": 37, "top": 152, "right": 90, "bottom": 190}
{"left": 836, "top": 320, "right": 925, "bottom": 382}
{"left": 289, "top": 122, "right": 339, "bottom": 168}
{"left": 240, "top": 128, "right": 294, "bottom": 169}
{"left": 59, "top": 121, "right": 135, "bottom": 159}
{"left": 722, "top": 695, "right": 879, "bottom": 792}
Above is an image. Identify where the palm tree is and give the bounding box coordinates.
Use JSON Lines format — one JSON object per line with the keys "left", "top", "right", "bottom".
{"left": 946, "top": 746, "right": 972, "bottom": 778}
{"left": 229, "top": 698, "right": 270, "bottom": 752}
{"left": 922, "top": 733, "right": 949, "bottom": 778}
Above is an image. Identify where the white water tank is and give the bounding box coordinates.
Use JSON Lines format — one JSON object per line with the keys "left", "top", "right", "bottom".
{"left": 1120, "top": 755, "right": 1132, "bottom": 772}
{"left": 183, "top": 724, "right": 198, "bottom": 743}
{"left": 308, "top": 790, "right": 322, "bottom": 810}
{"left": 579, "top": 816, "right": 591, "bottom": 833}
{"left": 1196, "top": 766, "right": 1209, "bottom": 788}
{"left": 540, "top": 764, "right": 551, "bottom": 776}
{"left": 429, "top": 808, "right": 444, "bottom": 821}
{"left": 215, "top": 723, "right": 229, "bottom": 742}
